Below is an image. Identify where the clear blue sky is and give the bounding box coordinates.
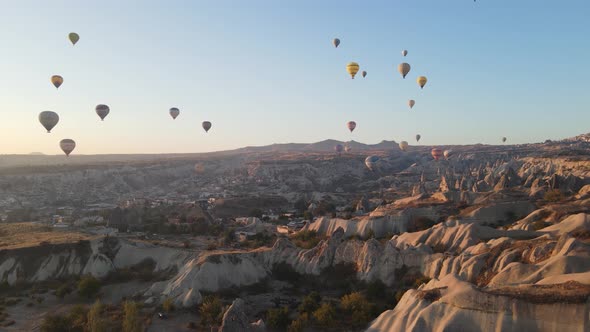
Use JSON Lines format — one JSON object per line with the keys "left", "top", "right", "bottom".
{"left": 1, "top": 0, "right": 588, "bottom": 154}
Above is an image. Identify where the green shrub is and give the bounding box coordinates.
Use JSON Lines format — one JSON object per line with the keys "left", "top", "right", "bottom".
{"left": 41, "top": 314, "right": 73, "bottom": 332}
{"left": 340, "top": 292, "right": 374, "bottom": 327}
{"left": 68, "top": 304, "right": 88, "bottom": 331}
{"left": 288, "top": 313, "right": 309, "bottom": 332}
{"left": 55, "top": 284, "right": 72, "bottom": 299}
{"left": 122, "top": 301, "right": 141, "bottom": 332}
{"left": 199, "top": 295, "right": 223, "bottom": 327}
{"left": 78, "top": 275, "right": 101, "bottom": 299}
{"left": 266, "top": 307, "right": 290, "bottom": 329}
{"left": 313, "top": 302, "right": 336, "bottom": 328}
{"left": 298, "top": 291, "right": 321, "bottom": 314}
{"left": 290, "top": 230, "right": 321, "bottom": 249}
{"left": 87, "top": 300, "right": 106, "bottom": 332}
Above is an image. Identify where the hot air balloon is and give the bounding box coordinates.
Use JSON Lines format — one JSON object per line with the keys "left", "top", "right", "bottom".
{"left": 417, "top": 76, "right": 428, "bottom": 89}
{"left": 95, "top": 104, "right": 110, "bottom": 121}
{"left": 365, "top": 156, "right": 380, "bottom": 171}
{"left": 347, "top": 121, "right": 357, "bottom": 132}
{"left": 444, "top": 150, "right": 452, "bottom": 159}
{"left": 334, "top": 144, "right": 344, "bottom": 154}
{"left": 399, "top": 141, "right": 409, "bottom": 152}
{"left": 416, "top": 134, "right": 421, "bottom": 142}
{"left": 402, "top": 50, "right": 408, "bottom": 57}
{"left": 502, "top": 137, "right": 507, "bottom": 143}
{"left": 202, "top": 121, "right": 212, "bottom": 133}
{"left": 39, "top": 111, "right": 59, "bottom": 133}
{"left": 362, "top": 71, "right": 367, "bottom": 78}
{"left": 398, "top": 63, "right": 411, "bottom": 79}
{"left": 408, "top": 100, "right": 415, "bottom": 109}
{"left": 194, "top": 163, "right": 205, "bottom": 174}
{"left": 346, "top": 62, "right": 360, "bottom": 79}
{"left": 431, "top": 148, "right": 443, "bottom": 161}
{"left": 60, "top": 139, "right": 76, "bottom": 156}
{"left": 169, "top": 107, "right": 180, "bottom": 120}
{"left": 333, "top": 38, "right": 340, "bottom": 48}
{"left": 51, "top": 75, "right": 63, "bottom": 89}
{"left": 344, "top": 145, "right": 351, "bottom": 153}
{"left": 68, "top": 32, "right": 80, "bottom": 45}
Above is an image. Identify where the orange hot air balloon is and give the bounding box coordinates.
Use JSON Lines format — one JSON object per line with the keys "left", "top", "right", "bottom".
{"left": 431, "top": 148, "right": 443, "bottom": 161}
{"left": 347, "top": 121, "right": 356, "bottom": 132}
{"left": 51, "top": 75, "right": 63, "bottom": 89}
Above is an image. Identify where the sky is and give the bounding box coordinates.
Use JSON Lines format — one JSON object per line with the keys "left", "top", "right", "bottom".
{"left": 0, "top": 0, "right": 589, "bottom": 155}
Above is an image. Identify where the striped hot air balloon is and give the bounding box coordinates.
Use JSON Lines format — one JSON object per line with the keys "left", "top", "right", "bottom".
{"left": 60, "top": 139, "right": 76, "bottom": 156}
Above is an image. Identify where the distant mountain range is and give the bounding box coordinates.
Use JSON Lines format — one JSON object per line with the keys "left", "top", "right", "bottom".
{"left": 232, "top": 139, "right": 398, "bottom": 153}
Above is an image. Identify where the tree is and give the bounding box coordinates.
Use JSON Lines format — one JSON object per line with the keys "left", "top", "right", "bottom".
{"left": 298, "top": 292, "right": 321, "bottom": 314}
{"left": 122, "top": 301, "right": 141, "bottom": 332}
{"left": 87, "top": 299, "right": 106, "bottom": 332}
{"left": 249, "top": 208, "right": 263, "bottom": 218}
{"left": 199, "top": 295, "right": 223, "bottom": 327}
{"left": 78, "top": 275, "right": 101, "bottom": 299}
{"left": 40, "top": 314, "right": 72, "bottom": 332}
{"left": 266, "top": 307, "right": 290, "bottom": 329}
{"left": 340, "top": 292, "right": 374, "bottom": 327}
{"left": 312, "top": 303, "right": 335, "bottom": 328}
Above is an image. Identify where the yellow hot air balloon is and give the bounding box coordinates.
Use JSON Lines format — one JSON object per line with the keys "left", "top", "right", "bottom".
{"left": 399, "top": 141, "right": 409, "bottom": 152}
{"left": 398, "top": 63, "right": 411, "bottom": 79}
{"left": 68, "top": 32, "right": 80, "bottom": 45}
{"left": 417, "top": 76, "right": 428, "bottom": 89}
{"left": 346, "top": 62, "right": 360, "bottom": 79}
{"left": 408, "top": 100, "right": 415, "bottom": 109}
{"left": 51, "top": 75, "right": 63, "bottom": 89}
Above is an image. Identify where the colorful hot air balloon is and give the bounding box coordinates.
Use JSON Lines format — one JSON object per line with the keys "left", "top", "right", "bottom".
{"left": 431, "top": 148, "right": 443, "bottom": 161}
{"left": 444, "top": 150, "right": 452, "bottom": 159}
{"left": 398, "top": 63, "right": 411, "bottom": 79}
{"left": 202, "top": 121, "right": 212, "bottom": 133}
{"left": 68, "top": 32, "right": 80, "bottom": 45}
{"left": 344, "top": 145, "right": 352, "bottom": 153}
{"left": 402, "top": 50, "right": 408, "bottom": 57}
{"left": 365, "top": 155, "right": 380, "bottom": 171}
{"left": 346, "top": 62, "right": 360, "bottom": 79}
{"left": 416, "top": 134, "right": 421, "bottom": 142}
{"left": 408, "top": 100, "right": 415, "bottom": 109}
{"left": 417, "top": 76, "right": 428, "bottom": 89}
{"left": 502, "top": 137, "right": 507, "bottom": 143}
{"left": 39, "top": 111, "right": 59, "bottom": 133}
{"left": 362, "top": 71, "right": 367, "bottom": 78}
{"left": 334, "top": 144, "right": 344, "bottom": 154}
{"left": 399, "top": 141, "right": 409, "bottom": 152}
{"left": 95, "top": 104, "right": 110, "bottom": 121}
{"left": 60, "top": 139, "right": 76, "bottom": 156}
{"left": 51, "top": 75, "right": 63, "bottom": 89}
{"left": 347, "top": 121, "right": 357, "bottom": 132}
{"left": 169, "top": 107, "right": 180, "bottom": 120}
{"left": 333, "top": 38, "right": 340, "bottom": 48}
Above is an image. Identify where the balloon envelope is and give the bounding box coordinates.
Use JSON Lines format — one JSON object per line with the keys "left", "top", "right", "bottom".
{"left": 333, "top": 38, "right": 340, "bottom": 48}
{"left": 39, "top": 111, "right": 59, "bottom": 133}
{"left": 398, "top": 63, "right": 411, "bottom": 79}
{"left": 402, "top": 50, "right": 408, "bottom": 57}
{"left": 417, "top": 76, "right": 428, "bottom": 89}
{"left": 344, "top": 145, "right": 351, "bottom": 153}
{"left": 365, "top": 155, "right": 380, "bottom": 171}
{"left": 194, "top": 163, "right": 205, "bottom": 174}
{"left": 399, "top": 141, "right": 409, "bottom": 152}
{"left": 361, "top": 71, "right": 367, "bottom": 78}
{"left": 68, "top": 32, "right": 80, "bottom": 45}
{"left": 51, "top": 75, "right": 63, "bottom": 89}
{"left": 60, "top": 139, "right": 76, "bottom": 156}
{"left": 444, "top": 150, "right": 452, "bottom": 159}
{"left": 416, "top": 134, "right": 421, "bottom": 142}
{"left": 334, "top": 144, "right": 344, "bottom": 153}
{"left": 431, "top": 148, "right": 443, "bottom": 161}
{"left": 169, "top": 107, "right": 180, "bottom": 120}
{"left": 95, "top": 104, "right": 110, "bottom": 121}
{"left": 347, "top": 121, "right": 356, "bottom": 132}
{"left": 408, "top": 100, "right": 415, "bottom": 109}
{"left": 502, "top": 137, "right": 507, "bottom": 143}
{"left": 202, "top": 121, "right": 212, "bottom": 132}
{"left": 346, "top": 62, "right": 360, "bottom": 79}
